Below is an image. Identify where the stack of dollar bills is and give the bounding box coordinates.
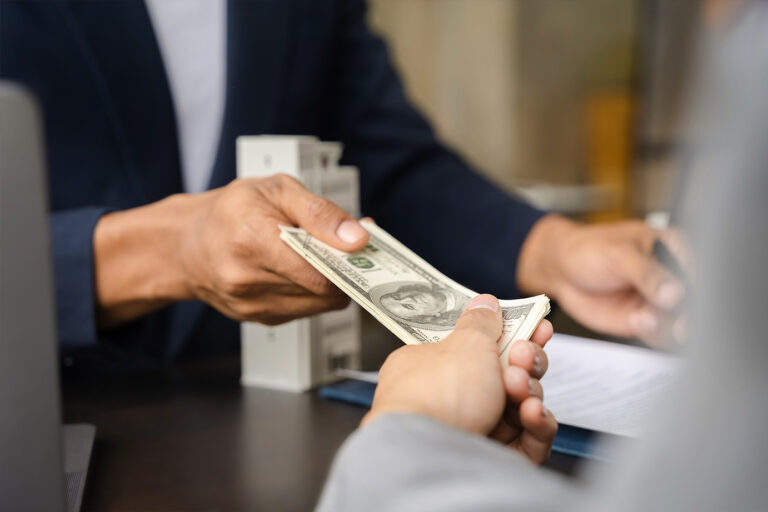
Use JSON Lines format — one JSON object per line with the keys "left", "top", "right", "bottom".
{"left": 281, "top": 220, "right": 550, "bottom": 365}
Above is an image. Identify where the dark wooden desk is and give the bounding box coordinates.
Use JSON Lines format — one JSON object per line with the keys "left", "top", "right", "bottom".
{"left": 62, "top": 356, "right": 581, "bottom": 511}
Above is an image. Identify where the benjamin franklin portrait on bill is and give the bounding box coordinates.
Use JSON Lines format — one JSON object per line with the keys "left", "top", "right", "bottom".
{"left": 369, "top": 281, "right": 470, "bottom": 331}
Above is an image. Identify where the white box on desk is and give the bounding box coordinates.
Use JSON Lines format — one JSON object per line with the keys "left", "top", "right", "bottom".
{"left": 320, "top": 166, "right": 360, "bottom": 218}
{"left": 236, "top": 135, "right": 361, "bottom": 392}
{"left": 236, "top": 135, "right": 322, "bottom": 192}
{"left": 240, "top": 307, "right": 361, "bottom": 392}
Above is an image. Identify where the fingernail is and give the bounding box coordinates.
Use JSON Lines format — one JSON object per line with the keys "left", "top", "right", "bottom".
{"left": 467, "top": 295, "right": 499, "bottom": 313}
{"left": 630, "top": 310, "right": 658, "bottom": 334}
{"left": 528, "top": 378, "right": 536, "bottom": 394}
{"left": 541, "top": 408, "right": 548, "bottom": 418}
{"left": 533, "top": 354, "right": 543, "bottom": 373}
{"left": 657, "top": 281, "right": 683, "bottom": 308}
{"left": 336, "top": 220, "right": 366, "bottom": 244}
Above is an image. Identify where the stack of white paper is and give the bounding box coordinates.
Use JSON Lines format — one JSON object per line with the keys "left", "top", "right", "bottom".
{"left": 336, "top": 333, "right": 681, "bottom": 437}
{"left": 541, "top": 333, "right": 680, "bottom": 437}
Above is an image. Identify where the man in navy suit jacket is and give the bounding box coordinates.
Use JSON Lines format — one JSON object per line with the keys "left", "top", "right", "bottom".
{"left": 0, "top": 0, "right": 684, "bottom": 363}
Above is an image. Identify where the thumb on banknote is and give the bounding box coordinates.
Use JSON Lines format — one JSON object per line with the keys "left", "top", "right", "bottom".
{"left": 266, "top": 174, "right": 369, "bottom": 251}
{"left": 448, "top": 295, "right": 504, "bottom": 351}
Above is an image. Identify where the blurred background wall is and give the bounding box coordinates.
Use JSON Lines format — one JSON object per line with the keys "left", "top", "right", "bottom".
{"left": 361, "top": 0, "right": 702, "bottom": 362}
{"left": 368, "top": 0, "right": 521, "bottom": 192}
{"left": 367, "top": 0, "right": 700, "bottom": 222}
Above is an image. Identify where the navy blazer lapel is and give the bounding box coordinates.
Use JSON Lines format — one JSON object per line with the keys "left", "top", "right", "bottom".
{"left": 207, "top": 0, "right": 297, "bottom": 190}
{"left": 60, "top": 0, "right": 183, "bottom": 203}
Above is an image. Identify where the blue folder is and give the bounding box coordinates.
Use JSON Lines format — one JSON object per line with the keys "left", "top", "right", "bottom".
{"left": 319, "top": 379, "right": 620, "bottom": 460}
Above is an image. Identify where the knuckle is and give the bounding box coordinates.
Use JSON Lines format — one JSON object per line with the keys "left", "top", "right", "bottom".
{"left": 229, "top": 177, "right": 259, "bottom": 196}
{"left": 465, "top": 306, "right": 496, "bottom": 319}
{"left": 513, "top": 338, "right": 534, "bottom": 356}
{"left": 534, "top": 451, "right": 550, "bottom": 466}
{"left": 260, "top": 173, "right": 299, "bottom": 197}
{"left": 219, "top": 268, "right": 252, "bottom": 297}
{"left": 304, "top": 272, "right": 336, "bottom": 295}
{"left": 225, "top": 177, "right": 246, "bottom": 190}
{"left": 222, "top": 179, "right": 252, "bottom": 205}
{"left": 468, "top": 306, "right": 502, "bottom": 325}
{"left": 304, "top": 195, "right": 340, "bottom": 221}
{"left": 274, "top": 173, "right": 302, "bottom": 191}
{"left": 642, "top": 262, "right": 668, "bottom": 290}
{"left": 541, "top": 420, "right": 558, "bottom": 445}
{"left": 535, "top": 381, "right": 544, "bottom": 401}
{"left": 470, "top": 329, "right": 496, "bottom": 344}
{"left": 450, "top": 326, "right": 494, "bottom": 347}
{"left": 327, "top": 294, "right": 351, "bottom": 311}
{"left": 605, "top": 244, "right": 628, "bottom": 267}
{"left": 237, "top": 302, "right": 288, "bottom": 325}
{"left": 507, "top": 364, "right": 527, "bottom": 384}
{"left": 229, "top": 226, "right": 256, "bottom": 257}
{"left": 451, "top": 323, "right": 478, "bottom": 339}
{"left": 275, "top": 173, "right": 300, "bottom": 186}
{"left": 510, "top": 341, "right": 538, "bottom": 370}
{"left": 260, "top": 179, "right": 283, "bottom": 198}
{"left": 458, "top": 309, "right": 500, "bottom": 330}
{"left": 548, "top": 411, "right": 558, "bottom": 429}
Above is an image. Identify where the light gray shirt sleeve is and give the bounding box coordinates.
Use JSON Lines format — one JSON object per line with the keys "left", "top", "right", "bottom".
{"left": 316, "top": 413, "right": 577, "bottom": 512}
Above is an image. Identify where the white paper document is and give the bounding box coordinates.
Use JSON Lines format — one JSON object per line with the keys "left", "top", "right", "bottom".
{"left": 541, "top": 333, "right": 680, "bottom": 437}
{"left": 336, "top": 333, "right": 681, "bottom": 438}
{"left": 334, "top": 367, "right": 380, "bottom": 384}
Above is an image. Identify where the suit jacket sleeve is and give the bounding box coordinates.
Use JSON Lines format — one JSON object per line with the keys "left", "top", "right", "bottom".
{"left": 328, "top": 0, "right": 547, "bottom": 297}
{"left": 316, "top": 413, "right": 575, "bottom": 512}
{"left": 50, "top": 207, "right": 113, "bottom": 351}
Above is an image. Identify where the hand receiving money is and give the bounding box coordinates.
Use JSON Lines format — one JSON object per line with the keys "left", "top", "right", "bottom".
{"left": 280, "top": 220, "right": 550, "bottom": 364}
{"left": 363, "top": 294, "right": 558, "bottom": 465}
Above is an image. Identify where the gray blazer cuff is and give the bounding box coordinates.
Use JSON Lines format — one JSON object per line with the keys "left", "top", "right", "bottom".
{"left": 317, "top": 413, "right": 574, "bottom": 512}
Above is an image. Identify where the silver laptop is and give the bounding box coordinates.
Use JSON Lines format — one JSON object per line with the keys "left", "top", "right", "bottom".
{"left": 0, "top": 83, "right": 94, "bottom": 512}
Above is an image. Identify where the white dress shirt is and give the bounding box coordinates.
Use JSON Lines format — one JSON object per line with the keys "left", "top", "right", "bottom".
{"left": 145, "top": 0, "right": 226, "bottom": 194}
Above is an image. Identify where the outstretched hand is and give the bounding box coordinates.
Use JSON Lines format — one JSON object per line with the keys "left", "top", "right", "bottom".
{"left": 94, "top": 174, "right": 370, "bottom": 328}
{"left": 517, "top": 215, "right": 688, "bottom": 345}
{"left": 178, "top": 175, "right": 370, "bottom": 324}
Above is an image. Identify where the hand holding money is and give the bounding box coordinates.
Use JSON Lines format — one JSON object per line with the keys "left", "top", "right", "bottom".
{"left": 94, "top": 174, "right": 372, "bottom": 329}
{"left": 362, "top": 294, "right": 557, "bottom": 465}
{"left": 516, "top": 214, "right": 686, "bottom": 345}
{"left": 280, "top": 220, "right": 550, "bottom": 365}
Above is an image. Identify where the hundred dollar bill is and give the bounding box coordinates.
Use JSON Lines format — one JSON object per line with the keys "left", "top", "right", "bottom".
{"left": 280, "top": 220, "right": 549, "bottom": 366}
